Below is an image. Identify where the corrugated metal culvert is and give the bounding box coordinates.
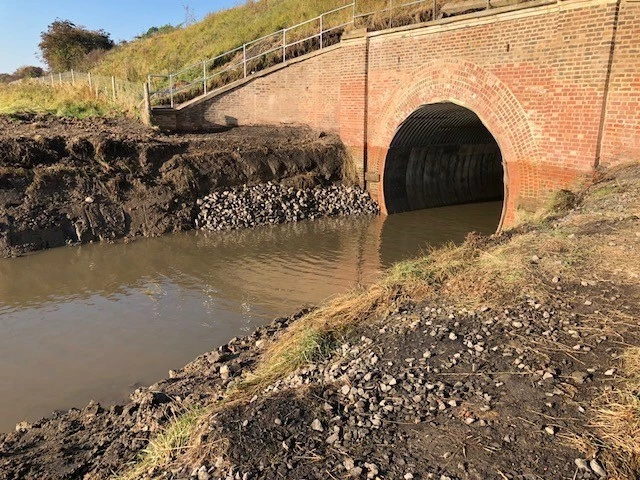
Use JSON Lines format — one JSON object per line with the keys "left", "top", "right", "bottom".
{"left": 384, "top": 102, "right": 504, "bottom": 213}
{"left": 390, "top": 102, "right": 497, "bottom": 148}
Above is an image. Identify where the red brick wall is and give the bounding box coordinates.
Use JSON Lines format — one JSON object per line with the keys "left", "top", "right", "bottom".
{"left": 338, "top": 34, "right": 369, "bottom": 186}
{"left": 174, "top": 45, "right": 344, "bottom": 132}
{"left": 166, "top": 0, "right": 639, "bottom": 228}
{"left": 361, "top": 0, "right": 619, "bottom": 225}
{"left": 600, "top": 0, "right": 640, "bottom": 166}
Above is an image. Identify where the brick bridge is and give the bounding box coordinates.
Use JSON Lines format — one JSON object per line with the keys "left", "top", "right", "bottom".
{"left": 152, "top": 0, "right": 640, "bottom": 228}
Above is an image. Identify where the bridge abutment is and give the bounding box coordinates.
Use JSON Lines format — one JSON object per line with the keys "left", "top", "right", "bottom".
{"left": 152, "top": 0, "right": 640, "bottom": 229}
{"left": 338, "top": 29, "right": 370, "bottom": 189}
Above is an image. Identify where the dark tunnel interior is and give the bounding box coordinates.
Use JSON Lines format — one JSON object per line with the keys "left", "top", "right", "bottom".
{"left": 383, "top": 102, "right": 504, "bottom": 214}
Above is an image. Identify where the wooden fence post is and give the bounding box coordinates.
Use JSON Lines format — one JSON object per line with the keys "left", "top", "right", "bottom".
{"left": 143, "top": 82, "right": 152, "bottom": 125}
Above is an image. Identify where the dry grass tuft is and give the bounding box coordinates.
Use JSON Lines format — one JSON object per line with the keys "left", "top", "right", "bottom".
{"left": 117, "top": 406, "right": 203, "bottom": 480}
{"left": 240, "top": 286, "right": 396, "bottom": 389}
{"left": 587, "top": 348, "right": 640, "bottom": 478}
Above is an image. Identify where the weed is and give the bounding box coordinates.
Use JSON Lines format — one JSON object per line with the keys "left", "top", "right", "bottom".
{"left": 590, "top": 183, "right": 624, "bottom": 199}
{"left": 118, "top": 406, "right": 204, "bottom": 480}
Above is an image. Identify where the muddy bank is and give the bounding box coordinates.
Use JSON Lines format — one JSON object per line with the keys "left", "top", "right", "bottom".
{"left": 1, "top": 165, "right": 639, "bottom": 479}
{"left": 0, "top": 310, "right": 310, "bottom": 480}
{"left": 0, "top": 114, "right": 350, "bottom": 257}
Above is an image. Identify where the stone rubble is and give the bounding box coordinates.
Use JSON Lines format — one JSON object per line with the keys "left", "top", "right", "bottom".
{"left": 196, "top": 183, "right": 380, "bottom": 231}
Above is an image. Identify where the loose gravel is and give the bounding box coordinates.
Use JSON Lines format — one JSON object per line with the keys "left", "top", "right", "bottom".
{"left": 196, "top": 183, "right": 380, "bottom": 231}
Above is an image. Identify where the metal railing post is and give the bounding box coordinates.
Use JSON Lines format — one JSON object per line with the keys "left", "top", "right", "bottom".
{"left": 203, "top": 60, "right": 207, "bottom": 95}
{"left": 111, "top": 76, "right": 116, "bottom": 101}
{"left": 389, "top": 0, "right": 393, "bottom": 28}
{"left": 71, "top": 69, "right": 75, "bottom": 85}
{"left": 243, "top": 44, "right": 247, "bottom": 78}
{"left": 169, "top": 74, "right": 174, "bottom": 108}
{"left": 433, "top": 0, "right": 437, "bottom": 20}
{"left": 50, "top": 73, "right": 54, "bottom": 86}
{"left": 319, "top": 15, "right": 323, "bottom": 49}
{"left": 59, "top": 72, "right": 62, "bottom": 85}
{"left": 282, "top": 29, "right": 286, "bottom": 62}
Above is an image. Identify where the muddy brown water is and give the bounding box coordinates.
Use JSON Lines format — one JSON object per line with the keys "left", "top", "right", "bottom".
{"left": 0, "top": 201, "right": 501, "bottom": 432}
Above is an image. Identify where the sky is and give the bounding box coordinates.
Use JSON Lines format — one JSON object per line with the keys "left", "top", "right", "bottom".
{"left": 0, "top": 0, "right": 240, "bottom": 73}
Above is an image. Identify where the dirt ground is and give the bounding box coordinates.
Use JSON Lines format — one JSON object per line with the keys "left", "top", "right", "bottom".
{"left": 0, "top": 114, "right": 348, "bottom": 258}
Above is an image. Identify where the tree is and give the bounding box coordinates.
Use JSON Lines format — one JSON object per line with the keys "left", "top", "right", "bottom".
{"left": 0, "top": 73, "right": 15, "bottom": 84}
{"left": 13, "top": 65, "right": 45, "bottom": 79}
{"left": 38, "top": 20, "right": 114, "bottom": 72}
{"left": 135, "top": 24, "right": 177, "bottom": 40}
{"left": 0, "top": 66, "right": 45, "bottom": 84}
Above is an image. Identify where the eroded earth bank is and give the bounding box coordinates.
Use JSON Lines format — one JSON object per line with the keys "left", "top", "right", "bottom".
{"left": 0, "top": 114, "right": 361, "bottom": 258}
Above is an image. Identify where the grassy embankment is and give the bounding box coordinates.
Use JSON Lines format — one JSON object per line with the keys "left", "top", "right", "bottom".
{"left": 94, "top": 0, "right": 429, "bottom": 83}
{"left": 0, "top": 82, "right": 138, "bottom": 118}
{"left": 118, "top": 165, "right": 640, "bottom": 480}
{"left": 3, "top": 0, "right": 434, "bottom": 118}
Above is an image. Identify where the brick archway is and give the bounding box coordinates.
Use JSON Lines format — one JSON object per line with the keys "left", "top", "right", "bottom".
{"left": 369, "top": 59, "right": 540, "bottom": 229}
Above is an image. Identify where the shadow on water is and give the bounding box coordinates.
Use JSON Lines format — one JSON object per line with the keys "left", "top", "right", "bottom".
{"left": 0, "top": 201, "right": 502, "bottom": 431}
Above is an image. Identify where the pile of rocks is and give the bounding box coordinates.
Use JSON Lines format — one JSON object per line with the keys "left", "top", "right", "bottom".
{"left": 195, "top": 183, "right": 379, "bottom": 231}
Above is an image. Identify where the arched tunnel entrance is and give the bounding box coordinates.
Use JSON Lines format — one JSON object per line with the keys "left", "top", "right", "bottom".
{"left": 383, "top": 102, "right": 504, "bottom": 214}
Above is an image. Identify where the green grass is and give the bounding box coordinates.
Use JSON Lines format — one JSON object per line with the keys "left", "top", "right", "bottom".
{"left": 94, "top": 0, "right": 428, "bottom": 83}
{"left": 118, "top": 406, "right": 204, "bottom": 480}
{"left": 5, "top": 1, "right": 437, "bottom": 115}
{"left": 590, "top": 183, "right": 624, "bottom": 198}
{"left": 0, "top": 82, "right": 134, "bottom": 118}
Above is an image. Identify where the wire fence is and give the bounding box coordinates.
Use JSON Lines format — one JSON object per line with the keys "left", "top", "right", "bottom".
{"left": 32, "top": 70, "right": 144, "bottom": 110}
{"left": 147, "top": 0, "right": 502, "bottom": 109}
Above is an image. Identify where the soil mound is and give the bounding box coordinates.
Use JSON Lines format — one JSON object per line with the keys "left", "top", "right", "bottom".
{"left": 0, "top": 115, "right": 348, "bottom": 258}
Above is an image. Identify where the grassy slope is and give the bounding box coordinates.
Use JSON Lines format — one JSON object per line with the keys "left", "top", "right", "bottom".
{"left": 5, "top": 0, "right": 430, "bottom": 116}
{"left": 95, "top": 0, "right": 356, "bottom": 82}
{"left": 0, "top": 82, "right": 133, "bottom": 118}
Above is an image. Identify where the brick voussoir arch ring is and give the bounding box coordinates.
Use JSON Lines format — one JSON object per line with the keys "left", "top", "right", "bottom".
{"left": 371, "top": 58, "right": 540, "bottom": 230}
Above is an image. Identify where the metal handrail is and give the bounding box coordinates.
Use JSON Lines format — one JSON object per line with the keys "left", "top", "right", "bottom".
{"left": 148, "top": 0, "right": 437, "bottom": 108}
